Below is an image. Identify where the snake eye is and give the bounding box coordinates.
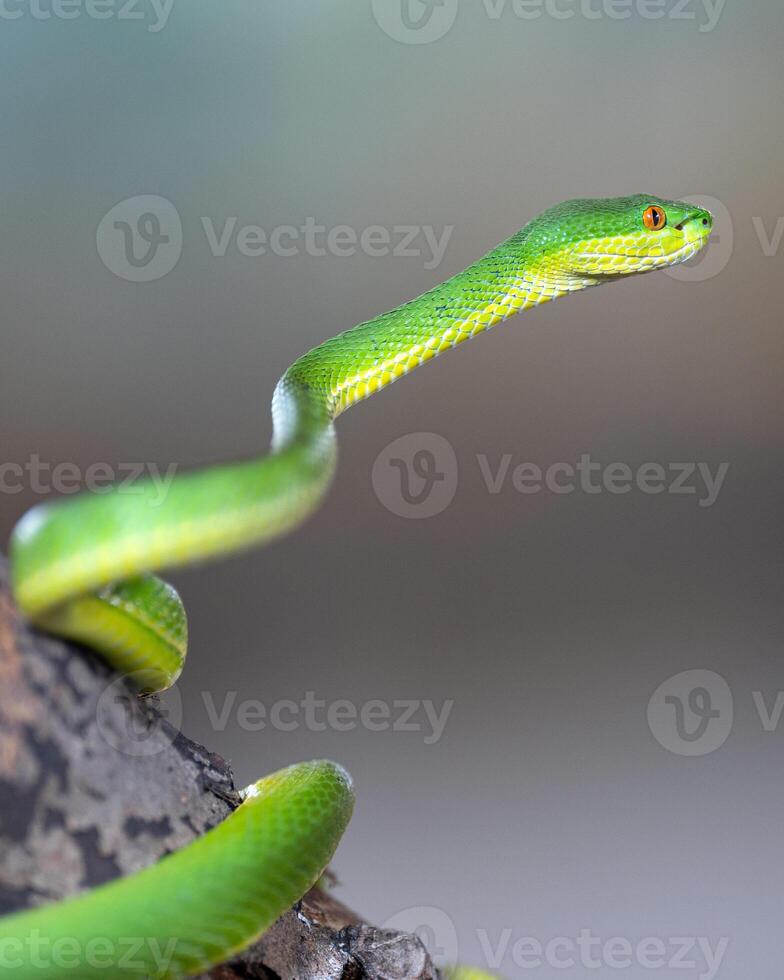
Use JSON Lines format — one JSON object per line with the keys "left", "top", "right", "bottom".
{"left": 643, "top": 205, "right": 666, "bottom": 230}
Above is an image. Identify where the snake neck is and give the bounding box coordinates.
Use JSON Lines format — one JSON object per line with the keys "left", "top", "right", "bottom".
{"left": 277, "top": 231, "right": 595, "bottom": 443}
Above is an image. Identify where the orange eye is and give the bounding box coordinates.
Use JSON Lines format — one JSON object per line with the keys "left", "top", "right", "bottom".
{"left": 643, "top": 205, "right": 666, "bottom": 230}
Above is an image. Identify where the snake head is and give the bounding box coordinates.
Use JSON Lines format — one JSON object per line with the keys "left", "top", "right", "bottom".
{"left": 529, "top": 194, "right": 713, "bottom": 280}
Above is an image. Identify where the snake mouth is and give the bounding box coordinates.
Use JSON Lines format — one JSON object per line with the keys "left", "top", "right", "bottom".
{"left": 661, "top": 236, "right": 710, "bottom": 264}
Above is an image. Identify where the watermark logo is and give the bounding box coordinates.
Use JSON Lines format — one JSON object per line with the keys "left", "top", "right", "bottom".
{"left": 371, "top": 0, "right": 727, "bottom": 41}
{"left": 647, "top": 669, "right": 733, "bottom": 757}
{"left": 201, "top": 216, "right": 452, "bottom": 269}
{"left": 0, "top": 455, "right": 176, "bottom": 504}
{"left": 98, "top": 198, "right": 452, "bottom": 280}
{"left": 372, "top": 432, "right": 458, "bottom": 518}
{"left": 377, "top": 908, "right": 729, "bottom": 978}
{"left": 0, "top": 932, "right": 179, "bottom": 973}
{"left": 752, "top": 214, "right": 784, "bottom": 257}
{"left": 201, "top": 690, "right": 453, "bottom": 744}
{"left": 96, "top": 673, "right": 182, "bottom": 757}
{"left": 371, "top": 0, "right": 459, "bottom": 44}
{"left": 96, "top": 195, "right": 182, "bottom": 282}
{"left": 479, "top": 927, "right": 728, "bottom": 978}
{"left": 478, "top": 453, "right": 728, "bottom": 507}
{"left": 381, "top": 906, "right": 459, "bottom": 966}
{"left": 374, "top": 438, "right": 729, "bottom": 516}
{"left": 0, "top": 0, "right": 175, "bottom": 32}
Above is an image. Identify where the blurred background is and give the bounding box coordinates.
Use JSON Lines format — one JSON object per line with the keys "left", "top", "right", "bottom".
{"left": 1, "top": 2, "right": 782, "bottom": 976}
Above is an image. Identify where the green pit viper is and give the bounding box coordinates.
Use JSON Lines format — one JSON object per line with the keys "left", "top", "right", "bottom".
{"left": 2, "top": 195, "right": 712, "bottom": 977}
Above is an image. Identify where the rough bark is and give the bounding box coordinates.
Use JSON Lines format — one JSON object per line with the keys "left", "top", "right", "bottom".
{"left": 0, "top": 557, "right": 437, "bottom": 979}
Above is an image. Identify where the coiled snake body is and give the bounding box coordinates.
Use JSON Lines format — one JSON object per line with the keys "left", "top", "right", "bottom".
{"left": 3, "top": 195, "right": 712, "bottom": 977}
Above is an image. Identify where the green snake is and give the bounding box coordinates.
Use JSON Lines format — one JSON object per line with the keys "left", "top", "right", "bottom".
{"left": 3, "top": 195, "right": 712, "bottom": 977}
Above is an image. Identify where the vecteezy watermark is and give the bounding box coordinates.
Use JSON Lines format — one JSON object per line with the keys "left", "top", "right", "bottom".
{"left": 201, "top": 691, "right": 453, "bottom": 744}
{"left": 373, "top": 434, "right": 729, "bottom": 518}
{"left": 0, "top": 0, "right": 175, "bottom": 32}
{"left": 382, "top": 906, "right": 460, "bottom": 966}
{"left": 752, "top": 214, "right": 784, "bottom": 256}
{"left": 477, "top": 927, "right": 729, "bottom": 978}
{"left": 201, "top": 216, "right": 453, "bottom": 271}
{"left": 0, "top": 931, "right": 179, "bottom": 972}
{"left": 0, "top": 455, "right": 177, "bottom": 504}
{"left": 379, "top": 906, "right": 729, "bottom": 979}
{"left": 371, "top": 0, "right": 727, "bottom": 44}
{"left": 648, "top": 670, "right": 784, "bottom": 757}
{"left": 648, "top": 670, "right": 734, "bottom": 756}
{"left": 477, "top": 454, "right": 729, "bottom": 507}
{"left": 96, "top": 195, "right": 183, "bottom": 282}
{"left": 371, "top": 0, "right": 460, "bottom": 44}
{"left": 96, "top": 195, "right": 454, "bottom": 282}
{"left": 371, "top": 432, "right": 459, "bottom": 518}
